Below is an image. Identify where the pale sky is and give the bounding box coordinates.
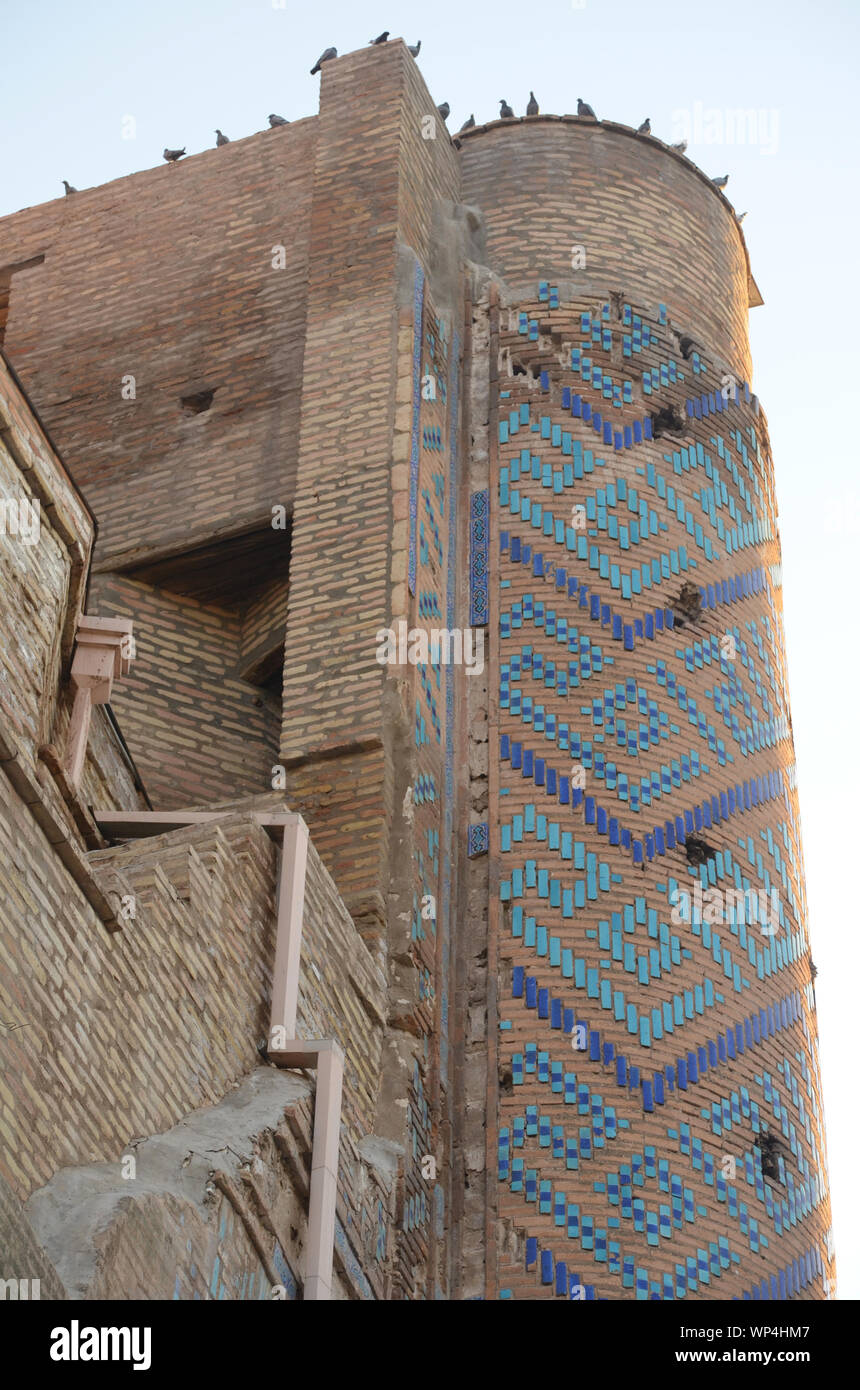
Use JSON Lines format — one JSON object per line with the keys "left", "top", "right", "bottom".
{"left": 1, "top": 0, "right": 856, "bottom": 1298}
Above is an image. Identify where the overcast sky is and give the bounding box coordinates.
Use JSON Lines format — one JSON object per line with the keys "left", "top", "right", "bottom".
{"left": 1, "top": 0, "right": 857, "bottom": 1298}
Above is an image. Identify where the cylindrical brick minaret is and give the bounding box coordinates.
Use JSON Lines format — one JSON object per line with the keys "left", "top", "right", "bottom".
{"left": 460, "top": 118, "right": 834, "bottom": 1300}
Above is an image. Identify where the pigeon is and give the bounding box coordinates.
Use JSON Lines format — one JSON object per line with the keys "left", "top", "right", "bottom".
{"left": 671, "top": 139, "right": 687, "bottom": 153}
{"left": 499, "top": 99, "right": 514, "bottom": 118}
{"left": 437, "top": 102, "right": 450, "bottom": 121}
{"left": 637, "top": 117, "right": 651, "bottom": 135}
{"left": 408, "top": 39, "right": 421, "bottom": 56}
{"left": 371, "top": 31, "right": 389, "bottom": 44}
{"left": 310, "top": 46, "right": 337, "bottom": 75}
{"left": 526, "top": 91, "right": 539, "bottom": 116}
{"left": 735, "top": 211, "right": 747, "bottom": 224}
{"left": 163, "top": 147, "right": 186, "bottom": 163}
{"left": 459, "top": 113, "right": 476, "bottom": 131}
{"left": 577, "top": 98, "right": 597, "bottom": 118}
{"left": 215, "top": 129, "right": 230, "bottom": 146}
{"left": 268, "top": 114, "right": 289, "bottom": 127}
{"left": 62, "top": 180, "right": 77, "bottom": 195}
{"left": 712, "top": 174, "right": 729, "bottom": 188}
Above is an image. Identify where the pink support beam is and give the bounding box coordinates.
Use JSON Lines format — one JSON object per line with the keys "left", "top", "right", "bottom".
{"left": 65, "top": 614, "right": 134, "bottom": 791}
{"left": 65, "top": 686, "right": 93, "bottom": 792}
{"left": 270, "top": 816, "right": 310, "bottom": 1041}
{"left": 265, "top": 1038, "right": 345, "bottom": 1301}
{"left": 96, "top": 809, "right": 297, "bottom": 839}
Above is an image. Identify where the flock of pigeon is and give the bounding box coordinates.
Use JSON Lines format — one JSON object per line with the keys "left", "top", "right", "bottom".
{"left": 159, "top": 115, "right": 289, "bottom": 166}
{"left": 60, "top": 33, "right": 743, "bottom": 222}
{"left": 453, "top": 96, "right": 736, "bottom": 211}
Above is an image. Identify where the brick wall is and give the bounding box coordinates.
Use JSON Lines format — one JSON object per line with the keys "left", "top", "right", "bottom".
{"left": 0, "top": 325, "right": 398, "bottom": 1299}
{"left": 240, "top": 572, "right": 289, "bottom": 678}
{"left": 0, "top": 815, "right": 271, "bottom": 1195}
{"left": 0, "top": 121, "right": 316, "bottom": 567}
{"left": 0, "top": 352, "right": 143, "bottom": 863}
{"left": 280, "top": 40, "right": 459, "bottom": 760}
{"left": 280, "top": 42, "right": 465, "bottom": 1299}
{"left": 0, "top": 1174, "right": 66, "bottom": 1299}
{"left": 88, "top": 573, "right": 280, "bottom": 808}
{"left": 460, "top": 119, "right": 753, "bottom": 382}
{"left": 1, "top": 430, "right": 73, "bottom": 761}
{"left": 0, "top": 354, "right": 91, "bottom": 767}
{"left": 1, "top": 805, "right": 390, "bottom": 1287}
{"left": 24, "top": 1068, "right": 393, "bottom": 1300}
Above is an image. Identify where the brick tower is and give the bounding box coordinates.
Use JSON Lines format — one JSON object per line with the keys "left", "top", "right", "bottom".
{"left": 0, "top": 40, "right": 833, "bottom": 1301}
{"left": 459, "top": 119, "right": 833, "bottom": 1300}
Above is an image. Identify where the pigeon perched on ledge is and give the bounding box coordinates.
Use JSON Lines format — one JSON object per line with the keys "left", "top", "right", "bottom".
{"left": 268, "top": 114, "right": 289, "bottom": 127}
{"left": 711, "top": 174, "right": 729, "bottom": 188}
{"left": 310, "top": 46, "right": 337, "bottom": 75}
{"left": 408, "top": 40, "right": 421, "bottom": 57}
{"left": 499, "top": 99, "right": 514, "bottom": 118}
{"left": 215, "top": 129, "right": 230, "bottom": 146}
{"left": 459, "top": 113, "right": 476, "bottom": 131}
{"left": 371, "top": 31, "right": 389, "bottom": 44}
{"left": 62, "top": 180, "right": 77, "bottom": 195}
{"left": 637, "top": 117, "right": 651, "bottom": 135}
{"left": 437, "top": 102, "right": 450, "bottom": 121}
{"left": 577, "top": 98, "right": 597, "bottom": 118}
{"left": 163, "top": 147, "right": 186, "bottom": 163}
{"left": 526, "top": 91, "right": 539, "bottom": 116}
{"left": 671, "top": 139, "right": 687, "bottom": 153}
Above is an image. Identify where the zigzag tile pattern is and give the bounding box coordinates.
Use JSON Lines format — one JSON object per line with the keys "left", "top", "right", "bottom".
{"left": 491, "top": 290, "right": 832, "bottom": 1300}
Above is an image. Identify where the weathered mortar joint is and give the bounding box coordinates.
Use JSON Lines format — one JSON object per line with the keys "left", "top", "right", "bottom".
{"left": 386, "top": 961, "right": 424, "bottom": 1037}
{"left": 37, "top": 742, "right": 106, "bottom": 850}
{"left": 0, "top": 718, "right": 120, "bottom": 929}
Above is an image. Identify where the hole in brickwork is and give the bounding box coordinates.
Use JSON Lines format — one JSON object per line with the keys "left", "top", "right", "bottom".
{"left": 651, "top": 404, "right": 685, "bottom": 438}
{"left": 246, "top": 642, "right": 284, "bottom": 702}
{"left": 677, "top": 334, "right": 704, "bottom": 361}
{"left": 684, "top": 835, "right": 717, "bottom": 867}
{"left": 758, "top": 1132, "right": 785, "bottom": 1184}
{"left": 673, "top": 580, "right": 702, "bottom": 627}
{"left": 0, "top": 255, "right": 46, "bottom": 346}
{"left": 125, "top": 522, "right": 291, "bottom": 607}
{"left": 181, "top": 388, "right": 216, "bottom": 415}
